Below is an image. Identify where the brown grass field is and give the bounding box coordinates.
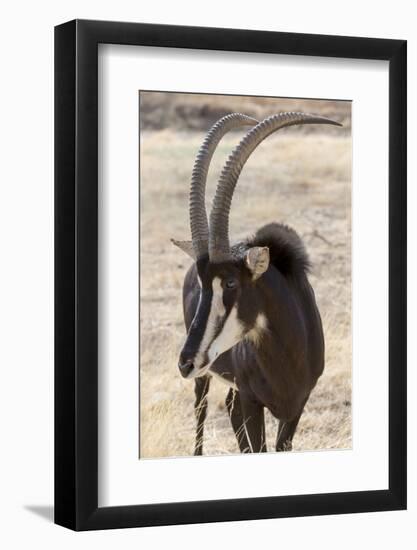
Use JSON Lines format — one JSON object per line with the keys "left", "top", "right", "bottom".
{"left": 139, "top": 93, "right": 352, "bottom": 458}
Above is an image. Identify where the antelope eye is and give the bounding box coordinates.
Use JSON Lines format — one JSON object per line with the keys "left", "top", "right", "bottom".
{"left": 225, "top": 278, "right": 238, "bottom": 290}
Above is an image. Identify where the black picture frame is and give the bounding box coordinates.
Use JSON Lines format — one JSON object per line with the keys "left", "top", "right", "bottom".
{"left": 55, "top": 19, "right": 407, "bottom": 531}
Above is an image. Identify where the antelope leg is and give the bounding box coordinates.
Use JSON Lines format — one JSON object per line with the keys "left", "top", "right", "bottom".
{"left": 193, "top": 375, "right": 211, "bottom": 456}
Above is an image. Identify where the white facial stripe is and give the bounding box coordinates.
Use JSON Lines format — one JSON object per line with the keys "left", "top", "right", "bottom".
{"left": 211, "top": 277, "right": 226, "bottom": 316}
{"left": 245, "top": 313, "right": 268, "bottom": 347}
{"left": 207, "top": 305, "right": 244, "bottom": 363}
{"left": 194, "top": 277, "right": 225, "bottom": 368}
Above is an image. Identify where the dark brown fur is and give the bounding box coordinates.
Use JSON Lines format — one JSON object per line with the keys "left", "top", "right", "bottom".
{"left": 181, "top": 222, "right": 324, "bottom": 454}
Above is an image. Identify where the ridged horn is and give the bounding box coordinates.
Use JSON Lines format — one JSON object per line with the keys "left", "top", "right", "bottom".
{"left": 209, "top": 112, "right": 343, "bottom": 263}
{"left": 189, "top": 113, "right": 258, "bottom": 259}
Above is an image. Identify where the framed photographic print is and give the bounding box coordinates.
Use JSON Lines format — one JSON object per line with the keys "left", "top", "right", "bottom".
{"left": 55, "top": 19, "right": 406, "bottom": 530}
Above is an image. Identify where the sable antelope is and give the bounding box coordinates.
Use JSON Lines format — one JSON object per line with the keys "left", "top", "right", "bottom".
{"left": 172, "top": 112, "right": 342, "bottom": 454}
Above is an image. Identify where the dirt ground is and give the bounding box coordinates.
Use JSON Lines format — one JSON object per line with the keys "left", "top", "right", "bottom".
{"left": 139, "top": 94, "right": 352, "bottom": 458}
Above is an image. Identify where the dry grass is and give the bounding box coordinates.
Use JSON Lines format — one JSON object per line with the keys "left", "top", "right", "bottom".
{"left": 139, "top": 97, "right": 351, "bottom": 458}
{"left": 140, "top": 91, "right": 351, "bottom": 133}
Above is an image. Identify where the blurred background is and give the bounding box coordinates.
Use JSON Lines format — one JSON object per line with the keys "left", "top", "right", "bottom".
{"left": 139, "top": 91, "right": 352, "bottom": 458}
{"left": 140, "top": 91, "right": 351, "bottom": 132}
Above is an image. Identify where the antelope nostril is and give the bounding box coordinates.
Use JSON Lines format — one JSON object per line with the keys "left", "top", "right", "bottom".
{"left": 178, "top": 359, "right": 194, "bottom": 378}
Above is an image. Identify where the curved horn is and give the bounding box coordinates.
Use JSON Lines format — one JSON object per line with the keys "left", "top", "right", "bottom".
{"left": 189, "top": 113, "right": 258, "bottom": 259}
{"left": 209, "top": 112, "right": 343, "bottom": 262}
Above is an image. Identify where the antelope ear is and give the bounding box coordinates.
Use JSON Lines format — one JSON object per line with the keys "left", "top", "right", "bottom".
{"left": 171, "top": 238, "right": 196, "bottom": 260}
{"left": 245, "top": 247, "right": 270, "bottom": 280}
